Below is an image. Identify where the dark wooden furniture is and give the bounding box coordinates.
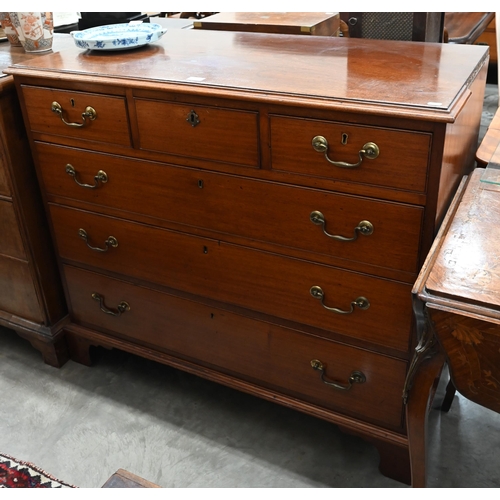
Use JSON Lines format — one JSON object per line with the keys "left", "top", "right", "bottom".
{"left": 6, "top": 30, "right": 488, "bottom": 486}
{"left": 412, "top": 165, "right": 500, "bottom": 418}
{"left": 193, "top": 12, "right": 340, "bottom": 36}
{"left": 101, "top": 469, "right": 160, "bottom": 488}
{"left": 179, "top": 13, "right": 217, "bottom": 20}
{"left": 340, "top": 13, "right": 444, "bottom": 42}
{"left": 475, "top": 15, "right": 497, "bottom": 64}
{"left": 151, "top": 17, "right": 194, "bottom": 30}
{"left": 0, "top": 37, "right": 70, "bottom": 366}
{"left": 444, "top": 12, "right": 495, "bottom": 44}
{"left": 476, "top": 106, "right": 500, "bottom": 167}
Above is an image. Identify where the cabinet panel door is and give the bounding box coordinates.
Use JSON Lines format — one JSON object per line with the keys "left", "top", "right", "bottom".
{"left": 0, "top": 199, "right": 26, "bottom": 259}
{"left": 0, "top": 152, "right": 11, "bottom": 197}
{"left": 0, "top": 255, "right": 42, "bottom": 323}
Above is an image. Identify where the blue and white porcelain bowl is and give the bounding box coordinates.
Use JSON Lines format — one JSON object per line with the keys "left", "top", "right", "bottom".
{"left": 71, "top": 22, "right": 167, "bottom": 51}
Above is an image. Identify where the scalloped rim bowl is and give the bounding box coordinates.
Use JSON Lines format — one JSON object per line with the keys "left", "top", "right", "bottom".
{"left": 71, "top": 22, "right": 167, "bottom": 51}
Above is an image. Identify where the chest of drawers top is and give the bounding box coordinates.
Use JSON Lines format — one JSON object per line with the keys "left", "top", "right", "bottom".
{"left": 5, "top": 30, "right": 487, "bottom": 119}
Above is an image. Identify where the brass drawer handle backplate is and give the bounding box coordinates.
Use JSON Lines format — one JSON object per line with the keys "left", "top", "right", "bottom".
{"left": 66, "top": 164, "right": 108, "bottom": 189}
{"left": 78, "top": 228, "right": 118, "bottom": 252}
{"left": 311, "top": 136, "right": 379, "bottom": 168}
{"left": 310, "top": 285, "right": 370, "bottom": 314}
{"left": 310, "top": 359, "right": 366, "bottom": 391}
{"left": 91, "top": 292, "right": 130, "bottom": 316}
{"left": 51, "top": 101, "right": 97, "bottom": 128}
{"left": 310, "top": 211, "right": 374, "bottom": 241}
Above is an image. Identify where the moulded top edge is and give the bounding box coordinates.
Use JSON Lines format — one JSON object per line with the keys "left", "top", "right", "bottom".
{"left": 3, "top": 29, "right": 488, "bottom": 121}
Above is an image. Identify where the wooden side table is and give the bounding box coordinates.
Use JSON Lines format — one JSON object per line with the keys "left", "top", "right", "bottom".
{"left": 412, "top": 165, "right": 500, "bottom": 415}
{"left": 101, "top": 469, "right": 160, "bottom": 488}
{"left": 193, "top": 12, "right": 340, "bottom": 36}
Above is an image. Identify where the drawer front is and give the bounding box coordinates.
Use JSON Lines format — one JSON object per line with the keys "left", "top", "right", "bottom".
{"left": 270, "top": 115, "right": 431, "bottom": 192}
{"left": 0, "top": 153, "right": 11, "bottom": 197}
{"left": 0, "top": 254, "right": 42, "bottom": 322}
{"left": 64, "top": 264, "right": 406, "bottom": 428}
{"left": 135, "top": 98, "right": 259, "bottom": 167}
{"left": 36, "top": 143, "right": 423, "bottom": 275}
{"left": 21, "top": 86, "right": 131, "bottom": 147}
{"left": 0, "top": 199, "right": 27, "bottom": 259}
{"left": 50, "top": 205, "right": 413, "bottom": 351}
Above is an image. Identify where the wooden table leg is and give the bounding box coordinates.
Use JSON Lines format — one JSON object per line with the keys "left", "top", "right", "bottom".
{"left": 406, "top": 350, "right": 445, "bottom": 488}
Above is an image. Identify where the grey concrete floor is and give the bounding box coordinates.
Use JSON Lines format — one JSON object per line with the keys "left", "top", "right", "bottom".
{"left": 0, "top": 83, "right": 498, "bottom": 490}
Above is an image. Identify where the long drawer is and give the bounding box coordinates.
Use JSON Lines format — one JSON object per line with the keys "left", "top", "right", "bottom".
{"left": 270, "top": 115, "right": 431, "bottom": 193}
{"left": 36, "top": 143, "right": 423, "bottom": 275}
{"left": 64, "top": 264, "right": 407, "bottom": 429}
{"left": 21, "top": 86, "right": 131, "bottom": 146}
{"left": 50, "top": 204, "right": 413, "bottom": 352}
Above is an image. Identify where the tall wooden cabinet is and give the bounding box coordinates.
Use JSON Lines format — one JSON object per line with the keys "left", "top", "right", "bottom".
{"left": 0, "top": 42, "right": 68, "bottom": 366}
{"left": 6, "top": 31, "right": 488, "bottom": 485}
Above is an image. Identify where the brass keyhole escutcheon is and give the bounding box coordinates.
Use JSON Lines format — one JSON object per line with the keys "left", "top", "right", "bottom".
{"left": 186, "top": 110, "right": 200, "bottom": 127}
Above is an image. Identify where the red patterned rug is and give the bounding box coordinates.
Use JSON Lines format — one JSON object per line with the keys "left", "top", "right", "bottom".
{"left": 0, "top": 453, "right": 77, "bottom": 488}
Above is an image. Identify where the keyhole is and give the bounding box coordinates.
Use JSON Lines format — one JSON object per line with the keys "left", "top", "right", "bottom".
{"left": 186, "top": 110, "right": 200, "bottom": 127}
{"left": 341, "top": 133, "right": 348, "bottom": 145}
{"left": 198, "top": 180, "right": 204, "bottom": 188}
{"left": 70, "top": 98, "right": 75, "bottom": 107}
{"left": 203, "top": 246, "right": 208, "bottom": 254}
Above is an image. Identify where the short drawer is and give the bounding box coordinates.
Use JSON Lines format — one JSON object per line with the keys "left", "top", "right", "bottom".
{"left": 0, "top": 254, "right": 43, "bottom": 323}
{"left": 64, "top": 264, "right": 406, "bottom": 428}
{"left": 135, "top": 98, "right": 259, "bottom": 167}
{"left": 36, "top": 143, "right": 423, "bottom": 275}
{"left": 0, "top": 199, "right": 27, "bottom": 259}
{"left": 50, "top": 205, "right": 413, "bottom": 352}
{"left": 270, "top": 115, "right": 431, "bottom": 192}
{"left": 21, "top": 85, "right": 131, "bottom": 147}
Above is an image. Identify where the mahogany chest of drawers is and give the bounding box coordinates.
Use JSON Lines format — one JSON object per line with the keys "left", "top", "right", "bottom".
{"left": 6, "top": 30, "right": 488, "bottom": 485}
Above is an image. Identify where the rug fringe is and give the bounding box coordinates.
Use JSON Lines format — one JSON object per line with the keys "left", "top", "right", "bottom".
{"left": 0, "top": 452, "right": 78, "bottom": 488}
